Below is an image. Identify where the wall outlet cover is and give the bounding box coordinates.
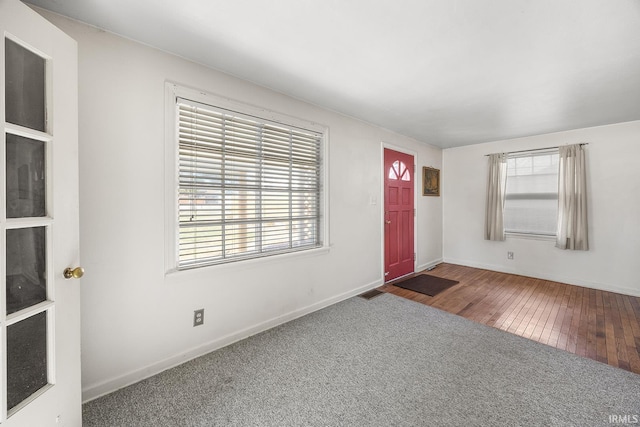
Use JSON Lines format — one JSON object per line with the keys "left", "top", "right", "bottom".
{"left": 193, "top": 309, "right": 204, "bottom": 327}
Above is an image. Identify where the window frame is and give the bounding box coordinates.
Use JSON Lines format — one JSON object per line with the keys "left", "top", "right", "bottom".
{"left": 503, "top": 149, "right": 559, "bottom": 239}
{"left": 164, "top": 83, "right": 329, "bottom": 273}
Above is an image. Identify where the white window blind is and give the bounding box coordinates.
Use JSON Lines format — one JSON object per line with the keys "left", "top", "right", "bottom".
{"left": 176, "top": 98, "right": 323, "bottom": 269}
{"left": 504, "top": 150, "right": 559, "bottom": 236}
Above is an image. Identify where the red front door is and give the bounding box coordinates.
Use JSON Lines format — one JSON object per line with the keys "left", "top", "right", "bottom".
{"left": 384, "top": 149, "right": 415, "bottom": 281}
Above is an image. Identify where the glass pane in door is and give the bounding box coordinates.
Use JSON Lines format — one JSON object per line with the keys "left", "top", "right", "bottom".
{"left": 6, "top": 133, "right": 46, "bottom": 218}
{"left": 5, "top": 227, "right": 46, "bottom": 315}
{"left": 6, "top": 312, "right": 48, "bottom": 411}
{"left": 4, "top": 38, "right": 46, "bottom": 132}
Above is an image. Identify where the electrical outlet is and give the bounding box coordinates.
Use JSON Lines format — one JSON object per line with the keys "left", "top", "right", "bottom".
{"left": 193, "top": 309, "right": 204, "bottom": 327}
{"left": 507, "top": 251, "right": 514, "bottom": 260}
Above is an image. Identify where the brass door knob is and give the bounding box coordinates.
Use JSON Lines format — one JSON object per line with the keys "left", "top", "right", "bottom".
{"left": 63, "top": 267, "right": 84, "bottom": 279}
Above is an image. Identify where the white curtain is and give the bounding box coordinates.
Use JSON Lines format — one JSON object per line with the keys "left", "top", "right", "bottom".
{"left": 485, "top": 153, "right": 507, "bottom": 241}
{"left": 556, "top": 144, "right": 588, "bottom": 250}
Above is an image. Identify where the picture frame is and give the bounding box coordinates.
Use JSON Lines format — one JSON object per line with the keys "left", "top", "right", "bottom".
{"left": 422, "top": 167, "right": 440, "bottom": 196}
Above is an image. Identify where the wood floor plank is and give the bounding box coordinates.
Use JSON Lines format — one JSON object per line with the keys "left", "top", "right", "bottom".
{"left": 485, "top": 277, "right": 527, "bottom": 327}
{"left": 537, "top": 281, "right": 565, "bottom": 345}
{"left": 595, "top": 290, "right": 608, "bottom": 364}
{"left": 617, "top": 294, "right": 640, "bottom": 373}
{"left": 380, "top": 263, "right": 640, "bottom": 375}
{"left": 525, "top": 281, "right": 552, "bottom": 340}
{"left": 586, "top": 289, "right": 599, "bottom": 361}
{"left": 516, "top": 280, "right": 548, "bottom": 338}
{"left": 575, "top": 287, "right": 591, "bottom": 357}
{"left": 547, "top": 282, "right": 567, "bottom": 342}
{"left": 507, "top": 277, "right": 544, "bottom": 335}
{"left": 493, "top": 277, "right": 539, "bottom": 331}
{"left": 609, "top": 299, "right": 629, "bottom": 371}
{"left": 567, "top": 286, "right": 586, "bottom": 354}
{"left": 554, "top": 284, "right": 576, "bottom": 351}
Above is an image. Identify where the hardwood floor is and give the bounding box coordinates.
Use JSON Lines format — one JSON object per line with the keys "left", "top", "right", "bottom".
{"left": 380, "top": 263, "right": 640, "bottom": 375}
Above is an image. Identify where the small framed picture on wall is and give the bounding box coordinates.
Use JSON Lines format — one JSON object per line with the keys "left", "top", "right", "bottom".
{"left": 422, "top": 167, "right": 440, "bottom": 196}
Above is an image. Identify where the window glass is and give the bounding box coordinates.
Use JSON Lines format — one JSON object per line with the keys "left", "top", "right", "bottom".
{"left": 504, "top": 151, "right": 559, "bottom": 235}
{"left": 6, "top": 133, "right": 46, "bottom": 218}
{"left": 388, "top": 161, "right": 410, "bottom": 181}
{"left": 176, "top": 99, "right": 323, "bottom": 268}
{"left": 5, "top": 38, "right": 46, "bottom": 132}
{"left": 7, "top": 312, "right": 48, "bottom": 410}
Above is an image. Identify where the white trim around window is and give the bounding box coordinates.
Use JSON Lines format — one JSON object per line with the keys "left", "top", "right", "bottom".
{"left": 164, "top": 82, "right": 330, "bottom": 274}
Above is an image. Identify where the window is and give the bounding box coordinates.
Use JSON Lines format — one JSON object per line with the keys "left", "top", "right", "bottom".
{"left": 388, "top": 160, "right": 410, "bottom": 181}
{"left": 504, "top": 150, "right": 559, "bottom": 236}
{"left": 174, "top": 95, "right": 324, "bottom": 269}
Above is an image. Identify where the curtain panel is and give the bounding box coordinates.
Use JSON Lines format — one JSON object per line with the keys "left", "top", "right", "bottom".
{"left": 556, "top": 144, "right": 589, "bottom": 250}
{"left": 485, "top": 153, "right": 507, "bottom": 241}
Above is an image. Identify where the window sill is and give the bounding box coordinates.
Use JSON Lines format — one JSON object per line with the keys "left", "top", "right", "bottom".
{"left": 165, "top": 245, "right": 332, "bottom": 277}
{"left": 505, "top": 232, "right": 556, "bottom": 242}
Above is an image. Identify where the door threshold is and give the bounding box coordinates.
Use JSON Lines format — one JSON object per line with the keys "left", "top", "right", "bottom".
{"left": 385, "top": 271, "right": 415, "bottom": 284}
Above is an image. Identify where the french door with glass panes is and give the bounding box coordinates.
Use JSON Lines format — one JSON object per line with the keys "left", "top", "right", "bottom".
{"left": 1, "top": 0, "right": 81, "bottom": 425}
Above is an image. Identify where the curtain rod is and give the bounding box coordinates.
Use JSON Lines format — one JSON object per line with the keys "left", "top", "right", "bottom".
{"left": 484, "top": 143, "right": 588, "bottom": 157}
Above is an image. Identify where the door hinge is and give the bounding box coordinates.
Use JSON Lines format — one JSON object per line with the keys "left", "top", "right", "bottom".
{"left": 414, "top": 208, "right": 416, "bottom": 217}
{"left": 414, "top": 253, "right": 416, "bottom": 261}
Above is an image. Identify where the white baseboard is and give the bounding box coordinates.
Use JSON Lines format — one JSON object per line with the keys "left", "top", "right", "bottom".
{"left": 82, "top": 278, "right": 384, "bottom": 403}
{"left": 416, "top": 257, "right": 443, "bottom": 273}
{"left": 443, "top": 257, "right": 640, "bottom": 297}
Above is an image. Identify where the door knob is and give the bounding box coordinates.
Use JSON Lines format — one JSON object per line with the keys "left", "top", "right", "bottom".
{"left": 385, "top": 220, "right": 391, "bottom": 224}
{"left": 63, "top": 267, "right": 84, "bottom": 279}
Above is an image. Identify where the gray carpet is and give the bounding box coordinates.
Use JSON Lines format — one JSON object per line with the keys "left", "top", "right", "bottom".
{"left": 83, "top": 293, "right": 640, "bottom": 426}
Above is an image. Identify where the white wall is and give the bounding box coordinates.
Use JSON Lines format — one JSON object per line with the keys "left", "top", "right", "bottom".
{"left": 443, "top": 120, "right": 640, "bottom": 297}
{"left": 38, "top": 12, "right": 443, "bottom": 401}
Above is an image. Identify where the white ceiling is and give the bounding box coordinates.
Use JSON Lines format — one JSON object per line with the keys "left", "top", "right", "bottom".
{"left": 27, "top": 0, "right": 640, "bottom": 148}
